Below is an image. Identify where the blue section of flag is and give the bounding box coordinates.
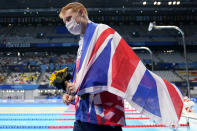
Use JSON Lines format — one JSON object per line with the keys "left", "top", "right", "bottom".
{"left": 132, "top": 70, "right": 161, "bottom": 117}
{"left": 79, "top": 38, "right": 112, "bottom": 91}
{"left": 76, "top": 95, "right": 90, "bottom": 122}
{"left": 78, "top": 22, "right": 98, "bottom": 72}
{"left": 89, "top": 101, "right": 97, "bottom": 123}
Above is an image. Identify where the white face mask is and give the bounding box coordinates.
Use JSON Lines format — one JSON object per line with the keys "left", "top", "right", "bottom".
{"left": 66, "top": 16, "right": 82, "bottom": 35}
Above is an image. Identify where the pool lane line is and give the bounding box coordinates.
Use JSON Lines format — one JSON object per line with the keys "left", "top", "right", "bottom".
{"left": 61, "top": 114, "right": 75, "bottom": 116}
{"left": 125, "top": 110, "right": 137, "bottom": 112}
{"left": 0, "top": 118, "right": 75, "bottom": 121}
{"left": 0, "top": 113, "right": 63, "bottom": 116}
{"left": 49, "top": 124, "right": 190, "bottom": 128}
{"left": 0, "top": 107, "right": 68, "bottom": 111}
{"left": 64, "top": 111, "right": 75, "bottom": 112}
{"left": 56, "top": 117, "right": 149, "bottom": 120}
{"left": 0, "top": 112, "right": 142, "bottom": 116}
{"left": 0, "top": 126, "right": 48, "bottom": 129}
{"left": 123, "top": 124, "right": 189, "bottom": 128}
{"left": 0, "top": 117, "right": 149, "bottom": 121}
{"left": 125, "top": 113, "right": 142, "bottom": 115}
{"left": 0, "top": 124, "right": 189, "bottom": 129}
{"left": 0, "top": 119, "right": 58, "bottom": 121}
{"left": 64, "top": 110, "right": 137, "bottom": 112}
{"left": 0, "top": 113, "right": 142, "bottom": 116}
{"left": 61, "top": 113, "right": 142, "bottom": 116}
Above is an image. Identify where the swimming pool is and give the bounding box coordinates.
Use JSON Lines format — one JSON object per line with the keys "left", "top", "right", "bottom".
{"left": 0, "top": 103, "right": 196, "bottom": 131}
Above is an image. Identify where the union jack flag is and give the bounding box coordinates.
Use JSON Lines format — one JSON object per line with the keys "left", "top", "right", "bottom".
{"left": 73, "top": 22, "right": 183, "bottom": 128}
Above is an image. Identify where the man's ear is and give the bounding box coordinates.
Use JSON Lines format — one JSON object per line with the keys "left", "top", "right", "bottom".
{"left": 78, "top": 9, "right": 84, "bottom": 17}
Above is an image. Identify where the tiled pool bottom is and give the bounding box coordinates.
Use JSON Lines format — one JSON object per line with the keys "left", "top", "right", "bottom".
{"left": 0, "top": 103, "right": 196, "bottom": 131}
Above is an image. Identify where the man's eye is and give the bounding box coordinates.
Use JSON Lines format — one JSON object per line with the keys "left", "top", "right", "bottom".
{"left": 67, "top": 17, "right": 72, "bottom": 22}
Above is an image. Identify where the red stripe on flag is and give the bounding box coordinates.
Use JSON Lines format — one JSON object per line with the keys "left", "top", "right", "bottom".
{"left": 88, "top": 28, "right": 115, "bottom": 64}
{"left": 111, "top": 38, "right": 140, "bottom": 93}
{"left": 163, "top": 79, "right": 183, "bottom": 120}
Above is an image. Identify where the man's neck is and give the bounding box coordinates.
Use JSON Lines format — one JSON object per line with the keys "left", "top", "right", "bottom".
{"left": 81, "top": 19, "right": 89, "bottom": 34}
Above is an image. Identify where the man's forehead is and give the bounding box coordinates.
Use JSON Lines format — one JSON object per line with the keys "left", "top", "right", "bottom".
{"left": 63, "top": 8, "right": 76, "bottom": 17}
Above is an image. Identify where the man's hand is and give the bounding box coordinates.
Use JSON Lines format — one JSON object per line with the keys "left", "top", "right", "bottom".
{"left": 62, "top": 93, "right": 75, "bottom": 105}
{"left": 65, "top": 82, "right": 76, "bottom": 95}
{"left": 62, "top": 82, "right": 76, "bottom": 105}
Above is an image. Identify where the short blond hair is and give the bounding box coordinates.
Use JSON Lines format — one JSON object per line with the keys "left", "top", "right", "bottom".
{"left": 59, "top": 2, "right": 88, "bottom": 19}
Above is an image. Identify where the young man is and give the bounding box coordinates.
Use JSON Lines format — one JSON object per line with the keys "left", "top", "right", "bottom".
{"left": 59, "top": 2, "right": 125, "bottom": 131}
{"left": 59, "top": 1, "right": 184, "bottom": 130}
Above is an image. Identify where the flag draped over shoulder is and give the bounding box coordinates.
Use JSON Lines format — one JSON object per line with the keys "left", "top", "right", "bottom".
{"left": 73, "top": 22, "right": 183, "bottom": 128}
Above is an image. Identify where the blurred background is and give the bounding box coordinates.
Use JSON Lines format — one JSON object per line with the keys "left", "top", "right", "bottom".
{"left": 0, "top": 0, "right": 197, "bottom": 103}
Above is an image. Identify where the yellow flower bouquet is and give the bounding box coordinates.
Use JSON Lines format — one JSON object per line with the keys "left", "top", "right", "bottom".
{"left": 49, "top": 68, "right": 72, "bottom": 91}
